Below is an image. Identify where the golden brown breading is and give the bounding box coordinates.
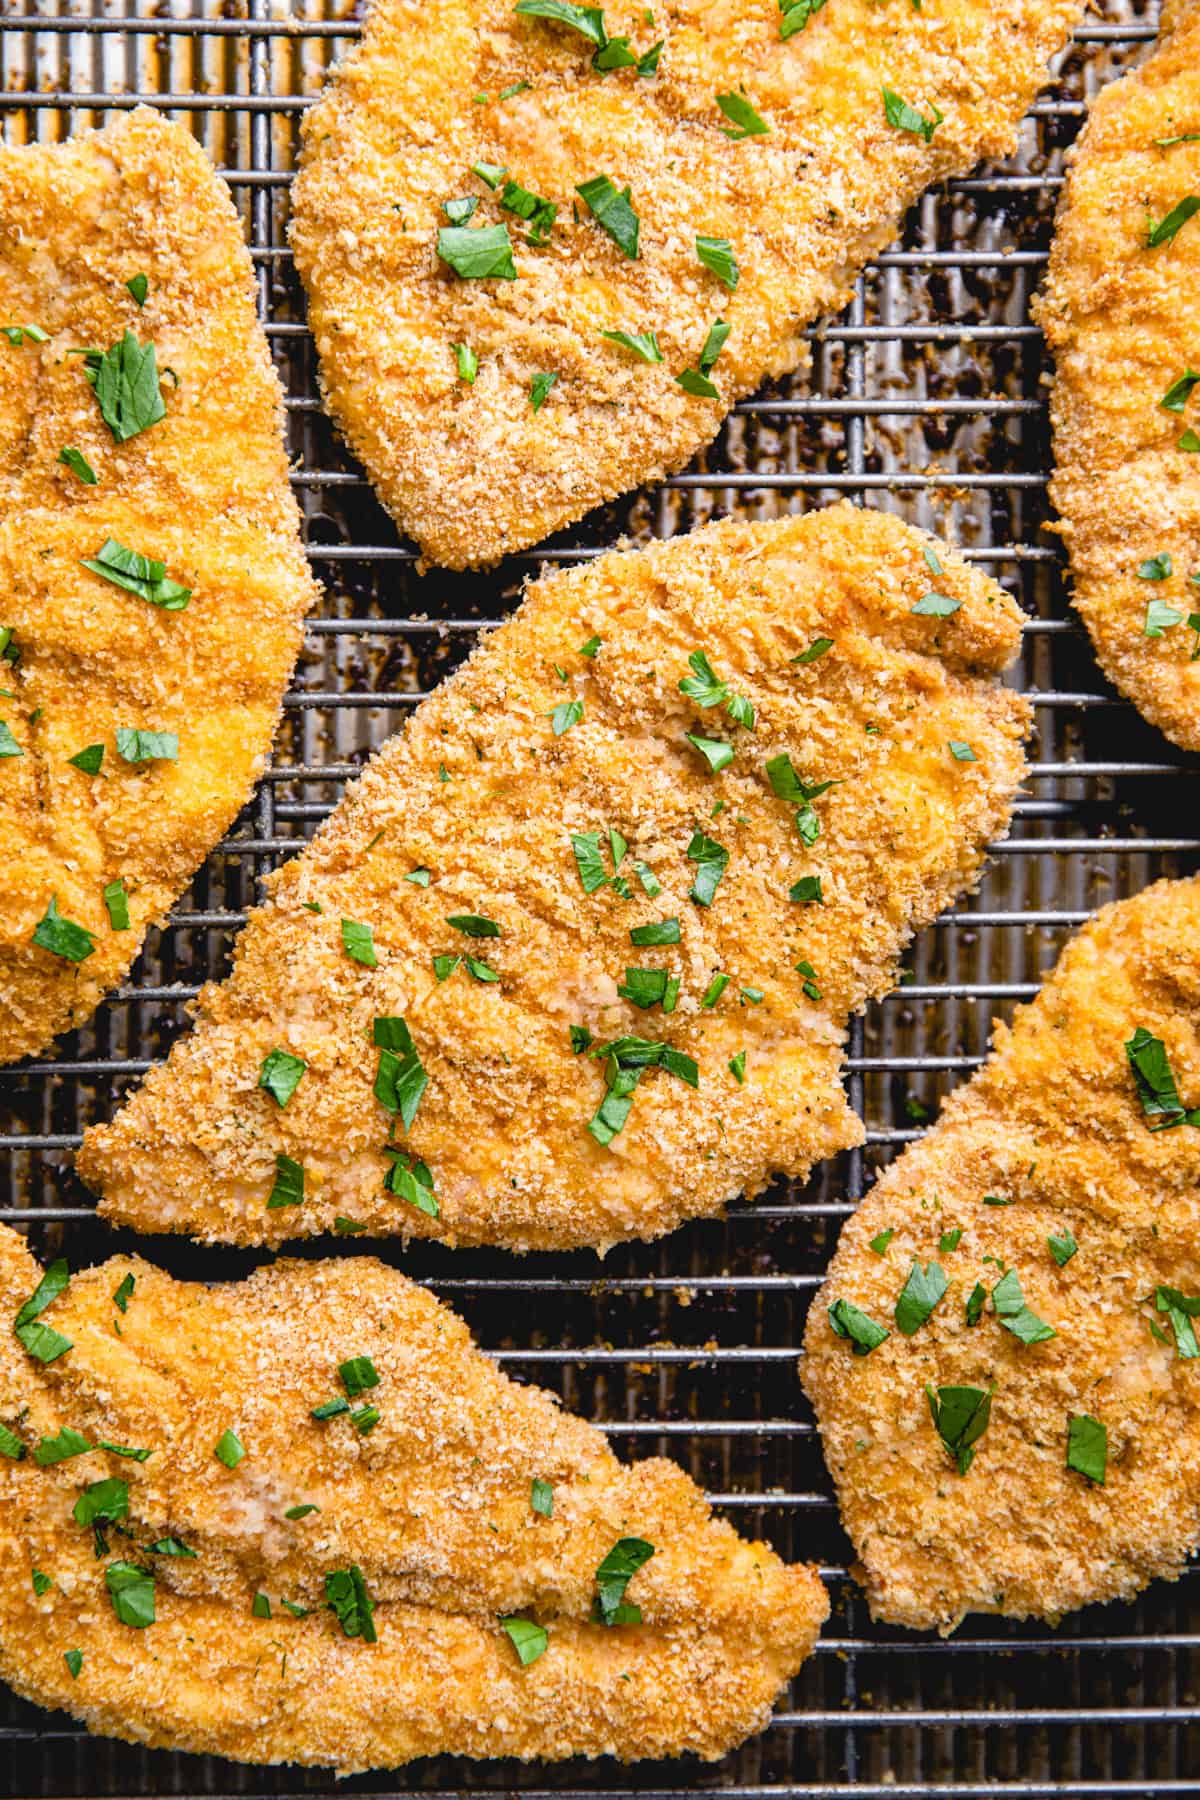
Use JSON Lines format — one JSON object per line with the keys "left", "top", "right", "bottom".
{"left": 1036, "top": 0, "right": 1200, "bottom": 748}
{"left": 0, "top": 1224, "right": 826, "bottom": 1770}
{"left": 803, "top": 877, "right": 1200, "bottom": 1635}
{"left": 0, "top": 108, "right": 318, "bottom": 1063}
{"left": 80, "top": 504, "right": 1029, "bottom": 1250}
{"left": 291, "top": 0, "right": 1082, "bottom": 569}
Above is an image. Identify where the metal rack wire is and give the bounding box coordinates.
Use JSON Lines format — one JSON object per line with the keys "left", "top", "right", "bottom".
{"left": 1, "top": 0, "right": 1198, "bottom": 1794}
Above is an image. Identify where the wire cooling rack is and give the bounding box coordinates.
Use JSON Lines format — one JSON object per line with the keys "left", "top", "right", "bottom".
{"left": 2, "top": 0, "right": 1199, "bottom": 1794}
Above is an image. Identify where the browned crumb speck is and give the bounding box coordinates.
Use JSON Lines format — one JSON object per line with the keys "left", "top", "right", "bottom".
{"left": 803, "top": 876, "right": 1200, "bottom": 1635}
{"left": 80, "top": 504, "right": 1029, "bottom": 1251}
{"left": 290, "top": 0, "right": 1083, "bottom": 569}
{"left": 1036, "top": 0, "right": 1200, "bottom": 749}
{"left": 0, "top": 1223, "right": 827, "bottom": 1770}
{"left": 0, "top": 108, "right": 319, "bottom": 1064}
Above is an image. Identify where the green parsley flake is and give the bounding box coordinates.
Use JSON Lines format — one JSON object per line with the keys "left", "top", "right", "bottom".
{"left": 926, "top": 1383, "right": 992, "bottom": 1474}
{"left": 779, "top": 0, "right": 826, "bottom": 35}
{"left": 570, "top": 1024, "right": 594, "bottom": 1053}
{"left": 789, "top": 875, "right": 823, "bottom": 905}
{"left": 102, "top": 880, "right": 130, "bottom": 932}
{"left": 1138, "top": 552, "right": 1173, "bottom": 580}
{"left": 13, "top": 1258, "right": 72, "bottom": 1364}
{"left": 549, "top": 697, "right": 583, "bottom": 733}
{"left": 1125, "top": 1025, "right": 1198, "bottom": 1126}
{"left": 334, "top": 1216, "right": 367, "bottom": 1235}
{"left": 630, "top": 916, "right": 681, "bottom": 945}
{"left": 384, "top": 1151, "right": 439, "bottom": 1217}
{"left": 259, "top": 1048, "right": 307, "bottom": 1108}
{"left": 595, "top": 1536, "right": 654, "bottom": 1624}
{"left": 687, "top": 830, "right": 728, "bottom": 906}
{"left": 214, "top": 1429, "right": 245, "bottom": 1469}
{"left": 894, "top": 1259, "right": 947, "bottom": 1335}
{"left": 911, "top": 590, "right": 962, "bottom": 617}
{"left": 1048, "top": 1227, "right": 1077, "bottom": 1267}
{"left": 64, "top": 1649, "right": 83, "bottom": 1679}
{"left": 729, "top": 1049, "right": 747, "bottom": 1084}
{"left": 147, "top": 1537, "right": 195, "bottom": 1557}
{"left": 576, "top": 174, "right": 640, "bottom": 258}
{"left": 0, "top": 718, "right": 22, "bottom": 758}
{"left": 34, "top": 1427, "right": 92, "bottom": 1467}
{"left": 695, "top": 235, "right": 739, "bottom": 290}
{"left": 437, "top": 224, "right": 518, "bottom": 280}
{"left": 341, "top": 916, "right": 378, "bottom": 966}
{"left": 501, "top": 1615, "right": 549, "bottom": 1665}
{"left": 115, "top": 727, "right": 178, "bottom": 764}
{"left": 1145, "top": 598, "right": 1184, "bottom": 637}
{"left": 447, "top": 912, "right": 501, "bottom": 938}
{"left": 58, "top": 446, "right": 97, "bottom": 485}
{"left": 869, "top": 1228, "right": 895, "bottom": 1256}
{"left": 80, "top": 538, "right": 191, "bottom": 610}
{"left": 828, "top": 1296, "right": 889, "bottom": 1355}
{"left": 1154, "top": 1285, "right": 1200, "bottom": 1358}
{"left": 686, "top": 732, "right": 733, "bottom": 774}
{"left": 1066, "top": 1412, "right": 1106, "bottom": 1484}
{"left": 106, "top": 1561, "right": 155, "bottom": 1628}
{"left": 792, "top": 635, "right": 833, "bottom": 665}
{"left": 939, "top": 1228, "right": 963, "bottom": 1253}
{"left": 267, "top": 1154, "right": 305, "bottom": 1210}
{"left": 531, "top": 1477, "right": 554, "bottom": 1516}
{"left": 32, "top": 896, "right": 95, "bottom": 966}
{"left": 326, "top": 1564, "right": 377, "bottom": 1642}
{"left": 949, "top": 740, "right": 976, "bottom": 762}
{"left": 2, "top": 324, "right": 48, "bottom": 346}
{"left": 32, "top": 1570, "right": 52, "bottom": 1595}
{"left": 701, "top": 972, "right": 729, "bottom": 1007}
{"left": 531, "top": 371, "right": 558, "bottom": 411}
{"left": 340, "top": 1355, "right": 380, "bottom": 1397}
{"left": 68, "top": 744, "right": 105, "bottom": 775}
{"left": 73, "top": 1478, "right": 128, "bottom": 1531}
{"left": 374, "top": 1016, "right": 428, "bottom": 1131}
{"left": 454, "top": 343, "right": 478, "bottom": 383}
{"left": 513, "top": 0, "right": 608, "bottom": 48}
{"left": 716, "top": 91, "right": 770, "bottom": 138}
{"left": 126, "top": 274, "right": 149, "bottom": 307}
{"left": 991, "top": 1268, "right": 1056, "bottom": 1344}
{"left": 676, "top": 366, "right": 719, "bottom": 399}
{"left": 1161, "top": 369, "right": 1200, "bottom": 413}
{"left": 602, "top": 328, "right": 663, "bottom": 363}
{"left": 75, "top": 330, "right": 167, "bottom": 441}
{"left": 882, "top": 85, "right": 943, "bottom": 142}
{"left": 1147, "top": 195, "right": 1200, "bottom": 248}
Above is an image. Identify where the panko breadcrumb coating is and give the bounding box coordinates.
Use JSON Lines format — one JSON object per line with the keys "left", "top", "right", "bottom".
{"left": 291, "top": 0, "right": 1083, "bottom": 569}
{"left": 0, "top": 109, "right": 318, "bottom": 1064}
{"left": 80, "top": 504, "right": 1029, "bottom": 1251}
{"left": 1036, "top": 0, "right": 1200, "bottom": 748}
{"left": 0, "top": 1223, "right": 827, "bottom": 1770}
{"left": 803, "top": 877, "right": 1200, "bottom": 1635}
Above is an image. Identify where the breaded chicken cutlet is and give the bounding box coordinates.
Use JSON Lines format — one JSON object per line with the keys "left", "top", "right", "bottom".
{"left": 803, "top": 877, "right": 1200, "bottom": 1635}
{"left": 290, "top": 0, "right": 1083, "bottom": 569}
{"left": 0, "top": 109, "right": 318, "bottom": 1064}
{"left": 1036, "top": 0, "right": 1200, "bottom": 748}
{"left": 80, "top": 504, "right": 1029, "bottom": 1251}
{"left": 0, "top": 1223, "right": 827, "bottom": 1769}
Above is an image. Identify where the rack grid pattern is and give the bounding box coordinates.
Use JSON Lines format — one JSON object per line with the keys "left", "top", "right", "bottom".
{"left": 1, "top": 0, "right": 1198, "bottom": 1795}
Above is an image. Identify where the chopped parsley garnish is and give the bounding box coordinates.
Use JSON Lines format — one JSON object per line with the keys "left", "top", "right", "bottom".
{"left": 576, "top": 175, "right": 640, "bottom": 258}
{"left": 1147, "top": 195, "right": 1200, "bottom": 247}
{"left": 570, "top": 1024, "right": 594, "bottom": 1053}
{"left": 828, "top": 1297, "right": 889, "bottom": 1355}
{"left": 679, "top": 650, "right": 754, "bottom": 730}
{"left": 789, "top": 875, "right": 823, "bottom": 905}
{"left": 115, "top": 727, "right": 178, "bottom": 764}
{"left": 926, "top": 1383, "right": 992, "bottom": 1474}
{"left": 437, "top": 223, "right": 518, "bottom": 280}
{"left": 501, "top": 1615, "right": 549, "bottom": 1664}
{"left": 500, "top": 178, "right": 558, "bottom": 245}
{"left": 618, "top": 968, "right": 679, "bottom": 1011}
{"left": 74, "top": 1479, "right": 128, "bottom": 1539}
{"left": 948, "top": 740, "right": 976, "bottom": 762}
{"left": 793, "top": 635, "right": 833, "bottom": 665}
{"left": 0, "top": 719, "right": 22, "bottom": 758}
{"left": 571, "top": 831, "right": 609, "bottom": 894}
{"left": 447, "top": 912, "right": 501, "bottom": 938}
{"left": 334, "top": 1216, "right": 367, "bottom": 1235}
{"left": 982, "top": 1193, "right": 1011, "bottom": 1207}
{"left": 339, "top": 1356, "right": 380, "bottom": 1397}
{"left": 1048, "top": 1227, "right": 1077, "bottom": 1267}
{"left": 214, "top": 1430, "right": 245, "bottom": 1469}
{"left": 729, "top": 1049, "right": 747, "bottom": 1084}
{"left": 325, "top": 1564, "right": 377, "bottom": 1642}
{"left": 602, "top": 328, "right": 663, "bottom": 363}
{"left": 991, "top": 1268, "right": 1056, "bottom": 1344}
{"left": 464, "top": 955, "right": 497, "bottom": 980}
{"left": 32, "top": 896, "right": 95, "bottom": 966}
{"left": 2, "top": 324, "right": 48, "bottom": 346}
{"left": 677, "top": 366, "right": 719, "bottom": 399}
{"left": 64, "top": 1649, "right": 83, "bottom": 1679}
{"left": 473, "top": 161, "right": 508, "bottom": 189}
{"left": 549, "top": 697, "right": 582, "bottom": 733}
{"left": 445, "top": 196, "right": 478, "bottom": 224}
{"left": 285, "top": 1506, "right": 319, "bottom": 1521}
{"left": 531, "top": 1478, "right": 553, "bottom": 1516}
{"left": 586, "top": 1035, "right": 697, "bottom": 1143}
{"left": 595, "top": 1536, "right": 654, "bottom": 1624}
{"left": 341, "top": 916, "right": 378, "bottom": 967}
{"left": 384, "top": 1151, "right": 438, "bottom": 1217}
{"left": 58, "top": 446, "right": 97, "bottom": 485}
{"left": 126, "top": 274, "right": 149, "bottom": 307}
{"left": 1125, "top": 1026, "right": 1198, "bottom": 1126}
{"left": 80, "top": 538, "right": 191, "bottom": 610}
{"left": 252, "top": 1592, "right": 272, "bottom": 1618}
{"left": 32, "top": 1569, "right": 52, "bottom": 1595}
{"left": 701, "top": 972, "right": 729, "bottom": 1007}
{"left": 882, "top": 85, "right": 943, "bottom": 142}
{"left": 99, "top": 1440, "right": 151, "bottom": 1462}
{"left": 68, "top": 744, "right": 105, "bottom": 774}
{"left": 894, "top": 1259, "right": 947, "bottom": 1335}
{"left": 687, "top": 830, "right": 728, "bottom": 906}
{"left": 1154, "top": 1285, "right": 1200, "bottom": 1358}
{"left": 1180, "top": 428, "right": 1200, "bottom": 452}
{"left": 911, "top": 590, "right": 961, "bottom": 617}
{"left": 1161, "top": 369, "right": 1200, "bottom": 413}
{"left": 267, "top": 1153, "right": 305, "bottom": 1209}
{"left": 312, "top": 1397, "right": 351, "bottom": 1421}
{"left": 796, "top": 958, "right": 822, "bottom": 1001}
{"left": 779, "top": 0, "right": 826, "bottom": 36}
{"left": 34, "top": 1427, "right": 92, "bottom": 1466}
{"left": 766, "top": 753, "right": 836, "bottom": 845}
{"left": 105, "top": 1561, "right": 155, "bottom": 1628}
{"left": 1145, "top": 597, "right": 1185, "bottom": 638}
{"left": 869, "top": 1228, "right": 895, "bottom": 1256}
{"left": 147, "top": 1537, "right": 195, "bottom": 1557}
{"left": 695, "top": 235, "right": 739, "bottom": 290}
{"left": 1138, "top": 552, "right": 1173, "bottom": 580}
{"left": 965, "top": 1281, "right": 986, "bottom": 1326}
{"left": 433, "top": 953, "right": 461, "bottom": 981}
{"left": 405, "top": 867, "right": 431, "bottom": 887}
{"left": 0, "top": 1422, "right": 24, "bottom": 1459}
{"left": 686, "top": 732, "right": 733, "bottom": 774}
{"left": 75, "top": 330, "right": 168, "bottom": 441}
{"left": 939, "top": 1228, "right": 963, "bottom": 1253}
{"left": 630, "top": 917, "right": 680, "bottom": 945}
{"left": 716, "top": 92, "right": 770, "bottom": 138}
{"left": 579, "top": 634, "right": 602, "bottom": 657}
{"left": 514, "top": 0, "right": 607, "bottom": 48}
{"left": 531, "top": 371, "right": 559, "bottom": 411}
{"left": 14, "top": 1257, "right": 72, "bottom": 1364}
{"left": 102, "top": 880, "right": 130, "bottom": 932}
{"left": 373, "top": 1016, "right": 427, "bottom": 1132}
{"left": 1066, "top": 1412, "right": 1106, "bottom": 1484}
{"left": 453, "top": 343, "right": 478, "bottom": 383}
